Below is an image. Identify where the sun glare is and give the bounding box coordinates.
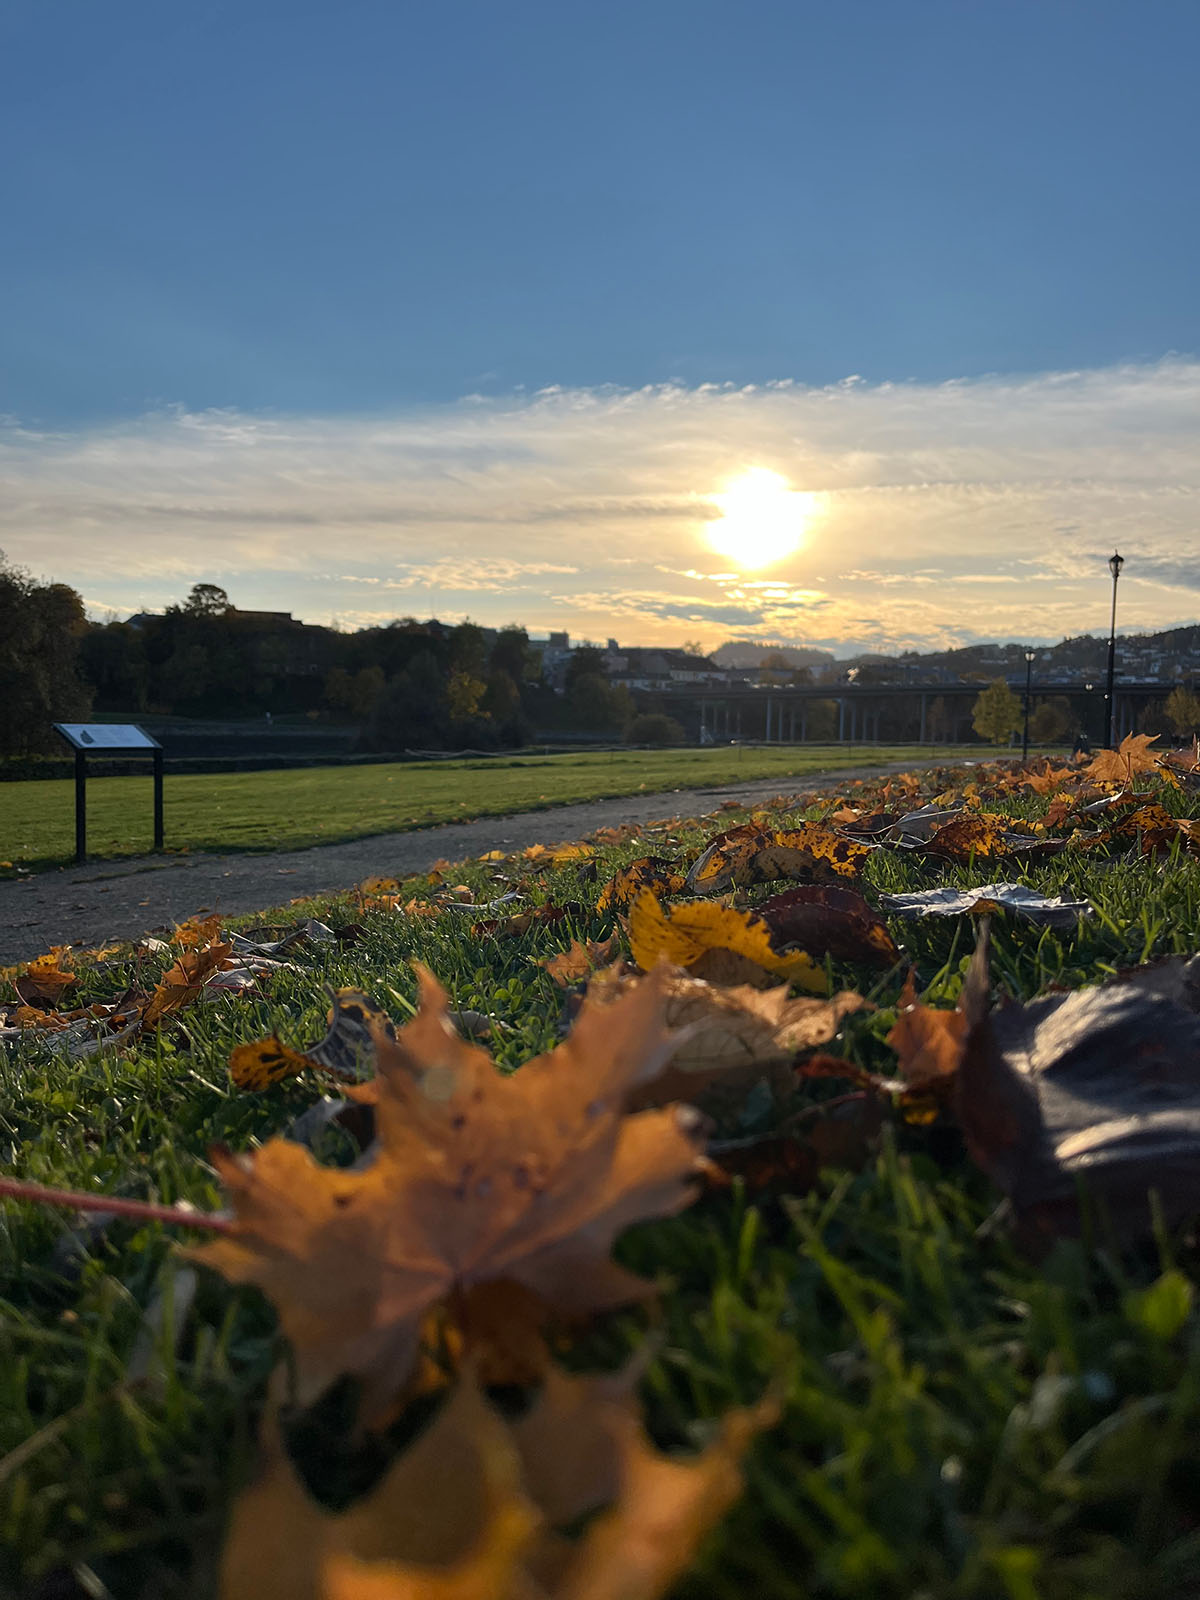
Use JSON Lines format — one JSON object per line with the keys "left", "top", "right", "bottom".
{"left": 706, "top": 468, "right": 815, "bottom": 569}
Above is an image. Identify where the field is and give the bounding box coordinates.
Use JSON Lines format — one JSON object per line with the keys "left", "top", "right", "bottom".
{"left": 0, "top": 745, "right": 978, "bottom": 872}
{"left": 2, "top": 747, "right": 1199, "bottom": 1599}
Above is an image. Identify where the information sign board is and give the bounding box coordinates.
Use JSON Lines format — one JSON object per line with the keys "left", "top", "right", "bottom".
{"left": 52, "top": 723, "right": 164, "bottom": 862}
{"left": 53, "top": 724, "right": 161, "bottom": 751}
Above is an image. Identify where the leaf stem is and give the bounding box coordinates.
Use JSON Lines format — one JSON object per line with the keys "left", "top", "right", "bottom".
{"left": 0, "top": 1176, "right": 237, "bottom": 1233}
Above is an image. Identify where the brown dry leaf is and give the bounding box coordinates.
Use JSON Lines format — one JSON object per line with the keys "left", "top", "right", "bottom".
{"left": 14, "top": 949, "right": 77, "bottom": 1005}
{"left": 954, "top": 940, "right": 1200, "bottom": 1245}
{"left": 886, "top": 969, "right": 970, "bottom": 1090}
{"left": 917, "top": 814, "right": 1047, "bottom": 864}
{"left": 685, "top": 822, "right": 869, "bottom": 895}
{"left": 755, "top": 884, "right": 899, "bottom": 966}
{"left": 596, "top": 857, "right": 688, "bottom": 915}
{"left": 590, "top": 823, "right": 643, "bottom": 847}
{"left": 224, "top": 1367, "right": 767, "bottom": 1600}
{"left": 220, "top": 1376, "right": 537, "bottom": 1600}
{"left": 193, "top": 964, "right": 706, "bottom": 1415}
{"left": 511, "top": 1368, "right": 773, "bottom": 1600}
{"left": 1103, "top": 801, "right": 1196, "bottom": 855}
{"left": 141, "top": 941, "right": 234, "bottom": 1028}
{"left": 612, "top": 968, "right": 869, "bottom": 1110}
{"left": 540, "top": 936, "right": 623, "bottom": 987}
{"left": 1084, "top": 731, "right": 1161, "bottom": 784}
{"left": 173, "top": 913, "right": 224, "bottom": 949}
{"left": 628, "top": 892, "right": 827, "bottom": 994}
{"left": 1024, "top": 763, "right": 1078, "bottom": 796}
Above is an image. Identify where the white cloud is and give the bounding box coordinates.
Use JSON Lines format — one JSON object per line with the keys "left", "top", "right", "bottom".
{"left": 2, "top": 359, "right": 1198, "bottom": 654}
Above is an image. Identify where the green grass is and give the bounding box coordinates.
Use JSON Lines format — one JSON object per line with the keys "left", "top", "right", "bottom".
{"left": 0, "top": 744, "right": 981, "bottom": 873}
{"left": 2, "top": 763, "right": 1199, "bottom": 1598}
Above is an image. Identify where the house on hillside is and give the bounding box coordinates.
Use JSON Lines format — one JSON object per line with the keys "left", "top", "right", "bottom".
{"left": 604, "top": 645, "right": 722, "bottom": 691}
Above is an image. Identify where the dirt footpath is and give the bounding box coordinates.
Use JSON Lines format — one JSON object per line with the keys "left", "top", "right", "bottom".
{"left": 0, "top": 763, "right": 920, "bottom": 964}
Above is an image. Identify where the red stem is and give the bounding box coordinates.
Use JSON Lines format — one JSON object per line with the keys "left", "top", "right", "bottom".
{"left": 0, "top": 1176, "right": 237, "bottom": 1234}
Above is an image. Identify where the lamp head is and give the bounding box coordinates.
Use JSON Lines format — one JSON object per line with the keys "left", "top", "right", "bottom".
{"left": 1024, "top": 649, "right": 1036, "bottom": 663}
{"left": 1109, "top": 551, "right": 1124, "bottom": 580}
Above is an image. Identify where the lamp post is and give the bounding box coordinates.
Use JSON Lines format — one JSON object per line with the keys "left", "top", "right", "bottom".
{"left": 1022, "top": 648, "right": 1035, "bottom": 763}
{"left": 1104, "top": 550, "right": 1124, "bottom": 748}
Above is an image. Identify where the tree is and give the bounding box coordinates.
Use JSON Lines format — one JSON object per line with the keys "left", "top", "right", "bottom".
{"left": 183, "top": 583, "right": 232, "bottom": 616}
{"left": 972, "top": 679, "right": 1022, "bottom": 745}
{"left": 489, "top": 626, "right": 532, "bottom": 682}
{"left": 446, "top": 670, "right": 487, "bottom": 723}
{"left": 565, "top": 645, "right": 607, "bottom": 690}
{"left": 568, "top": 672, "right": 624, "bottom": 731}
{"left": 0, "top": 552, "right": 92, "bottom": 756}
{"left": 1165, "top": 685, "right": 1200, "bottom": 738}
{"left": 1028, "top": 696, "right": 1073, "bottom": 744}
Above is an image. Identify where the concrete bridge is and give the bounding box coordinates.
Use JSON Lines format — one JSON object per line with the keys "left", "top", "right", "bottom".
{"left": 666, "top": 681, "right": 1177, "bottom": 744}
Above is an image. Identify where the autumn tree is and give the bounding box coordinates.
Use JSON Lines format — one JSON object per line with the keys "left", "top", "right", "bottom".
{"left": 446, "top": 669, "right": 487, "bottom": 723}
{"left": 1165, "top": 685, "right": 1200, "bottom": 737}
{"left": 972, "top": 679, "right": 1022, "bottom": 745}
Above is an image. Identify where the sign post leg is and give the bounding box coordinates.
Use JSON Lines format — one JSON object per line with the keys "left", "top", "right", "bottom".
{"left": 153, "top": 749, "right": 164, "bottom": 851}
{"left": 74, "top": 750, "right": 87, "bottom": 865}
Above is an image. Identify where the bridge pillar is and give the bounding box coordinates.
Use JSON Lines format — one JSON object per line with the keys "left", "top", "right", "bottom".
{"left": 838, "top": 698, "right": 846, "bottom": 741}
{"left": 919, "top": 693, "right": 927, "bottom": 743}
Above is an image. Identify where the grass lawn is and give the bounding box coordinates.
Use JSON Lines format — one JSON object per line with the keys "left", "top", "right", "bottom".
{"left": 0, "top": 744, "right": 982, "bottom": 872}
{"left": 2, "top": 757, "right": 1199, "bottom": 1598}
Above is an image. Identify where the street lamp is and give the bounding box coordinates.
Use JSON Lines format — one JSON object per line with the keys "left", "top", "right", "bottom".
{"left": 1022, "top": 648, "right": 1035, "bottom": 762}
{"left": 1104, "top": 550, "right": 1124, "bottom": 748}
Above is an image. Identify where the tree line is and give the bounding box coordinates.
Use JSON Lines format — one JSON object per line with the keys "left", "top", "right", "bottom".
{"left": 0, "top": 559, "right": 655, "bottom": 759}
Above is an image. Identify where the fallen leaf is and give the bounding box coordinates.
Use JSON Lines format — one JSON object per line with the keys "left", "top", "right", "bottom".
{"left": 886, "top": 969, "right": 970, "bottom": 1090}
{"left": 540, "top": 936, "right": 623, "bottom": 987}
{"left": 955, "top": 940, "right": 1200, "bottom": 1243}
{"left": 612, "top": 969, "right": 869, "bottom": 1110}
{"left": 596, "top": 857, "right": 688, "bottom": 914}
{"left": 173, "top": 913, "right": 224, "bottom": 949}
{"left": 193, "top": 964, "right": 706, "bottom": 1415}
{"left": 230, "top": 1035, "right": 322, "bottom": 1093}
{"left": 222, "top": 1366, "right": 768, "bottom": 1600}
{"left": 141, "top": 941, "right": 234, "bottom": 1028}
{"left": 756, "top": 884, "right": 899, "bottom": 966}
{"left": 1084, "top": 732, "right": 1161, "bottom": 784}
{"left": 878, "top": 883, "right": 1091, "bottom": 928}
{"left": 685, "top": 822, "right": 868, "bottom": 895}
{"left": 13, "top": 949, "right": 77, "bottom": 1005}
{"left": 628, "top": 892, "right": 827, "bottom": 993}
{"left": 916, "top": 814, "right": 1052, "bottom": 864}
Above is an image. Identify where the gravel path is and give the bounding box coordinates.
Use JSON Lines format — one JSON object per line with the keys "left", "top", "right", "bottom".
{"left": 0, "top": 762, "right": 919, "bottom": 963}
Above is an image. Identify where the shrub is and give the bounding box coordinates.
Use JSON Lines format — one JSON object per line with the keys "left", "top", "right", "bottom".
{"left": 625, "top": 712, "right": 686, "bottom": 746}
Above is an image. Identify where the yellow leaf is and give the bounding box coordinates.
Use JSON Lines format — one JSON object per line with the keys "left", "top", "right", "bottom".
{"left": 628, "top": 892, "right": 827, "bottom": 993}
{"left": 229, "top": 1035, "right": 319, "bottom": 1092}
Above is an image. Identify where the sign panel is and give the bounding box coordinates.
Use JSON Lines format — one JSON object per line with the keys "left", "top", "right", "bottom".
{"left": 53, "top": 723, "right": 161, "bottom": 751}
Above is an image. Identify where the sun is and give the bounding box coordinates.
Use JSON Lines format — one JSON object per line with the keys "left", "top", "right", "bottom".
{"left": 706, "top": 468, "right": 815, "bottom": 569}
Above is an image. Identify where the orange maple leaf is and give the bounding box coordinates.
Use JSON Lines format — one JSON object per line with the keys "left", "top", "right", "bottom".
{"left": 141, "top": 941, "right": 234, "bottom": 1028}
{"left": 221, "top": 1368, "right": 771, "bottom": 1600}
{"left": 1084, "top": 732, "right": 1161, "bottom": 784}
{"left": 193, "top": 964, "right": 706, "bottom": 1416}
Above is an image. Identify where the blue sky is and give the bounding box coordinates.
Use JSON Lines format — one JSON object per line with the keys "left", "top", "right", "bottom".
{"left": 3, "top": 1, "right": 1199, "bottom": 652}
